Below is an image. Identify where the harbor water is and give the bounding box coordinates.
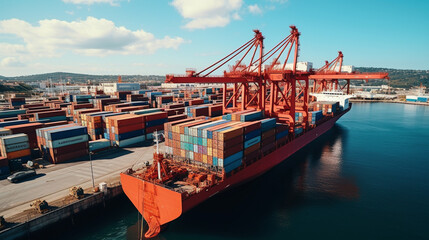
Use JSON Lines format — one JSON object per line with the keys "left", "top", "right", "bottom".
{"left": 63, "top": 103, "right": 429, "bottom": 240}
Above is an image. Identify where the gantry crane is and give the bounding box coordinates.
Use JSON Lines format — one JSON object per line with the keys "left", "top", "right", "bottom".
{"left": 165, "top": 26, "right": 389, "bottom": 135}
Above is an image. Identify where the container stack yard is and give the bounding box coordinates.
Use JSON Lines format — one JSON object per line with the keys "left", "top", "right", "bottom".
{"left": 0, "top": 86, "right": 231, "bottom": 177}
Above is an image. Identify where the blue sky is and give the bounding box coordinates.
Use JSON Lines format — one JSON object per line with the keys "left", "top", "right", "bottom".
{"left": 0, "top": 0, "right": 428, "bottom": 77}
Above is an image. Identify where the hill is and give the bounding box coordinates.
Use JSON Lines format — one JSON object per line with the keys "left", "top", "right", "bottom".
{"left": 0, "top": 72, "right": 165, "bottom": 83}
{"left": 1, "top": 68, "right": 428, "bottom": 89}
{"left": 0, "top": 83, "right": 34, "bottom": 93}
{"left": 355, "top": 67, "right": 429, "bottom": 88}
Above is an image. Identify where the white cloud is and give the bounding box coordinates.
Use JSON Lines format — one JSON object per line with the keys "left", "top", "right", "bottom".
{"left": 1, "top": 57, "right": 26, "bottom": 67}
{"left": 0, "top": 17, "right": 186, "bottom": 57}
{"left": 248, "top": 4, "right": 262, "bottom": 14}
{"left": 171, "top": 0, "right": 243, "bottom": 29}
{"left": 62, "top": 0, "right": 121, "bottom": 6}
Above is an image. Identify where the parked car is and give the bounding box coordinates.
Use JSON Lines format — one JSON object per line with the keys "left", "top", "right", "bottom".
{"left": 7, "top": 169, "right": 36, "bottom": 183}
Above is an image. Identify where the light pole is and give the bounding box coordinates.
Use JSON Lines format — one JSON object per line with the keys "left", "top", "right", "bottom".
{"left": 89, "top": 151, "right": 95, "bottom": 188}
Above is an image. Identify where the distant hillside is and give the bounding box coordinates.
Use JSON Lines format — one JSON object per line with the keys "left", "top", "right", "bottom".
{"left": 0, "top": 83, "right": 34, "bottom": 93}
{"left": 355, "top": 67, "right": 429, "bottom": 88}
{"left": 1, "top": 69, "right": 428, "bottom": 89}
{"left": 0, "top": 72, "right": 165, "bottom": 83}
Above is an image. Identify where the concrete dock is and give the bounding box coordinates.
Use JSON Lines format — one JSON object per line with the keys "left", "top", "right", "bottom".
{"left": 0, "top": 142, "right": 160, "bottom": 238}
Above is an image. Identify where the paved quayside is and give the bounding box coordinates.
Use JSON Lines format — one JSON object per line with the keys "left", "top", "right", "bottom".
{"left": 0, "top": 143, "right": 161, "bottom": 219}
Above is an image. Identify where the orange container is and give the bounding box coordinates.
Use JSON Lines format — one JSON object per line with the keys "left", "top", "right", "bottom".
{"left": 217, "top": 127, "right": 243, "bottom": 141}
{"left": 5, "top": 148, "right": 31, "bottom": 159}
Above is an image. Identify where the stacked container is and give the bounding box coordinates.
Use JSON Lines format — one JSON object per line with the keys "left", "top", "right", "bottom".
{"left": 38, "top": 125, "right": 89, "bottom": 163}
{"left": 9, "top": 97, "right": 26, "bottom": 108}
{"left": 72, "top": 95, "right": 92, "bottom": 103}
{"left": 312, "top": 101, "right": 340, "bottom": 115}
{"left": 0, "top": 110, "right": 26, "bottom": 119}
{"left": 34, "top": 110, "right": 67, "bottom": 122}
{"left": 208, "top": 105, "right": 223, "bottom": 117}
{"left": 0, "top": 157, "right": 9, "bottom": 176}
{"left": 106, "top": 114, "right": 145, "bottom": 147}
{"left": 308, "top": 110, "right": 323, "bottom": 125}
{"left": 0, "top": 134, "right": 31, "bottom": 171}
{"left": 5, "top": 122, "right": 44, "bottom": 149}
{"left": 185, "top": 106, "right": 209, "bottom": 117}
{"left": 259, "top": 118, "right": 277, "bottom": 155}
{"left": 115, "top": 91, "right": 132, "bottom": 100}
{"left": 126, "top": 94, "right": 148, "bottom": 102}
{"left": 85, "top": 112, "right": 113, "bottom": 140}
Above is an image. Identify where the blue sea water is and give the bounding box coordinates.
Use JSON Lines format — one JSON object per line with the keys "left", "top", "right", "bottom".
{"left": 63, "top": 103, "right": 429, "bottom": 240}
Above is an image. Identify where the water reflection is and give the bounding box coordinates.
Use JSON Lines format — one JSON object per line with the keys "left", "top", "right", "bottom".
{"left": 127, "top": 124, "right": 359, "bottom": 239}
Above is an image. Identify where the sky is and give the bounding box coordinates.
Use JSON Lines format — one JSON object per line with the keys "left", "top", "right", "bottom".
{"left": 0, "top": 0, "right": 428, "bottom": 77}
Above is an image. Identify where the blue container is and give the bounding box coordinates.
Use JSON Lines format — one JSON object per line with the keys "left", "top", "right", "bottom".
{"left": 146, "top": 118, "right": 167, "bottom": 128}
{"left": 0, "top": 166, "right": 10, "bottom": 176}
{"left": 47, "top": 126, "right": 88, "bottom": 141}
{"left": 224, "top": 151, "right": 243, "bottom": 166}
{"left": 244, "top": 129, "right": 261, "bottom": 141}
{"left": 294, "top": 127, "right": 303, "bottom": 135}
{"left": 40, "top": 115, "right": 68, "bottom": 122}
{"left": 417, "top": 97, "right": 428, "bottom": 102}
{"left": 260, "top": 118, "right": 276, "bottom": 131}
{"left": 0, "top": 120, "right": 29, "bottom": 127}
{"left": 244, "top": 136, "right": 261, "bottom": 148}
{"left": 224, "top": 158, "right": 242, "bottom": 173}
{"left": 213, "top": 157, "right": 218, "bottom": 166}
{"left": 222, "top": 114, "right": 232, "bottom": 120}
{"left": 115, "top": 129, "right": 145, "bottom": 141}
{"left": 240, "top": 111, "right": 263, "bottom": 122}
{"left": 276, "top": 130, "right": 289, "bottom": 140}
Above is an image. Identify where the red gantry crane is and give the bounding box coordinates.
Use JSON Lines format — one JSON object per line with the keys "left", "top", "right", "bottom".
{"left": 165, "top": 26, "right": 389, "bottom": 135}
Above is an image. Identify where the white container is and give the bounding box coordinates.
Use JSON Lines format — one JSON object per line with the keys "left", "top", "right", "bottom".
{"left": 115, "top": 135, "right": 145, "bottom": 147}
{"left": 0, "top": 128, "right": 12, "bottom": 137}
{"left": 99, "top": 182, "right": 108, "bottom": 194}
{"left": 4, "top": 142, "right": 30, "bottom": 153}
{"left": 0, "top": 133, "right": 29, "bottom": 145}
{"left": 47, "top": 135, "right": 89, "bottom": 149}
{"left": 89, "top": 139, "right": 110, "bottom": 151}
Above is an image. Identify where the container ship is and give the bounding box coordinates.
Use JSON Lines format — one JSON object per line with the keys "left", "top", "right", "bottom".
{"left": 120, "top": 26, "right": 389, "bottom": 238}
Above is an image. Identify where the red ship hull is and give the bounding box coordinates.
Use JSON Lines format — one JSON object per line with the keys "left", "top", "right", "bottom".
{"left": 121, "top": 106, "right": 350, "bottom": 237}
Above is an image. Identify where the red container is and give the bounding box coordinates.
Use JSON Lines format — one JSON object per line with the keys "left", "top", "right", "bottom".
{"left": 261, "top": 128, "right": 275, "bottom": 140}
{"left": 0, "top": 117, "right": 19, "bottom": 122}
{"left": 215, "top": 135, "right": 243, "bottom": 150}
{"left": 116, "top": 105, "right": 149, "bottom": 112}
{"left": 146, "top": 124, "right": 164, "bottom": 134}
{"left": 51, "top": 148, "right": 89, "bottom": 164}
{"left": 144, "top": 112, "right": 168, "bottom": 122}
{"left": 0, "top": 157, "right": 8, "bottom": 167}
{"left": 167, "top": 114, "right": 187, "bottom": 122}
{"left": 36, "top": 110, "right": 66, "bottom": 119}
{"left": 261, "top": 135, "right": 276, "bottom": 148}
{"left": 22, "top": 103, "right": 44, "bottom": 108}
{"left": 114, "top": 123, "right": 145, "bottom": 134}
{"left": 50, "top": 141, "right": 89, "bottom": 157}
{"left": 112, "top": 115, "right": 145, "bottom": 128}
{"left": 164, "top": 103, "right": 185, "bottom": 109}
{"left": 43, "top": 121, "right": 69, "bottom": 127}
{"left": 189, "top": 99, "right": 204, "bottom": 106}
{"left": 236, "top": 121, "right": 261, "bottom": 134}
{"left": 217, "top": 143, "right": 243, "bottom": 159}
{"left": 261, "top": 142, "right": 276, "bottom": 154}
